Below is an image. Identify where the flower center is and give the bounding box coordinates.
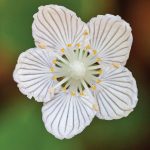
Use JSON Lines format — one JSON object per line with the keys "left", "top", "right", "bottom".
{"left": 51, "top": 48, "right": 102, "bottom": 96}
{"left": 69, "top": 61, "right": 86, "bottom": 80}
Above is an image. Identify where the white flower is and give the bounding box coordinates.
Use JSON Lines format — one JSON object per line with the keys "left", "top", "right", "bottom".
{"left": 13, "top": 5, "right": 138, "bottom": 139}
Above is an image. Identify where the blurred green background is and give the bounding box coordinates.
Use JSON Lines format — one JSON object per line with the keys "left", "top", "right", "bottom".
{"left": 0, "top": 0, "right": 150, "bottom": 149}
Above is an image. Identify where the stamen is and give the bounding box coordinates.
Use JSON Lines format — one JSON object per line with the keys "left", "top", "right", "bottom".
{"left": 81, "top": 80, "right": 99, "bottom": 112}
{"left": 87, "top": 65, "right": 101, "bottom": 70}
{"left": 53, "top": 77, "right": 70, "bottom": 90}
{"left": 82, "top": 50, "right": 88, "bottom": 59}
{"left": 81, "top": 80, "right": 94, "bottom": 99}
{"left": 80, "top": 30, "right": 89, "bottom": 52}
{"left": 55, "top": 61, "right": 66, "bottom": 68}
{"left": 52, "top": 59, "right": 57, "bottom": 64}
{"left": 91, "top": 85, "right": 96, "bottom": 90}
{"left": 85, "top": 44, "right": 91, "bottom": 49}
{"left": 78, "top": 84, "right": 83, "bottom": 95}
{"left": 55, "top": 53, "right": 69, "bottom": 65}
{"left": 52, "top": 75, "right": 57, "bottom": 80}
{"left": 50, "top": 67, "right": 54, "bottom": 72}
{"left": 96, "top": 79, "right": 101, "bottom": 84}
{"left": 62, "top": 86, "right": 67, "bottom": 92}
{"left": 63, "top": 80, "right": 71, "bottom": 90}
{"left": 92, "top": 50, "right": 97, "bottom": 55}
{"left": 92, "top": 103, "right": 99, "bottom": 112}
{"left": 64, "top": 49, "right": 73, "bottom": 62}
{"left": 50, "top": 77, "right": 69, "bottom": 95}
{"left": 67, "top": 44, "right": 72, "bottom": 47}
{"left": 85, "top": 56, "right": 98, "bottom": 66}
{"left": 79, "top": 49, "right": 84, "bottom": 60}
{"left": 60, "top": 48, "right": 65, "bottom": 53}
{"left": 97, "top": 69, "right": 103, "bottom": 75}
{"left": 96, "top": 57, "right": 102, "bottom": 62}
{"left": 112, "top": 63, "right": 121, "bottom": 68}
{"left": 89, "top": 74, "right": 100, "bottom": 82}
{"left": 71, "top": 91, "right": 76, "bottom": 96}
{"left": 38, "top": 42, "right": 46, "bottom": 49}
{"left": 83, "top": 30, "right": 89, "bottom": 36}
{"left": 76, "top": 43, "right": 81, "bottom": 48}
{"left": 80, "top": 91, "right": 85, "bottom": 96}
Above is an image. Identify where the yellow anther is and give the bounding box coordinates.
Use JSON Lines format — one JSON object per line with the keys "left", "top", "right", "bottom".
{"left": 92, "top": 103, "right": 99, "bottom": 112}
{"left": 96, "top": 57, "right": 102, "bottom": 62}
{"left": 83, "top": 30, "right": 89, "bottom": 36}
{"left": 97, "top": 69, "right": 103, "bottom": 75}
{"left": 50, "top": 67, "right": 54, "bottom": 72}
{"left": 71, "top": 91, "right": 76, "bottom": 96}
{"left": 96, "top": 79, "right": 101, "bottom": 84}
{"left": 93, "top": 50, "right": 97, "bottom": 55}
{"left": 76, "top": 43, "right": 81, "bottom": 48}
{"left": 38, "top": 42, "right": 46, "bottom": 49}
{"left": 112, "top": 63, "right": 121, "bottom": 68}
{"left": 52, "top": 59, "right": 57, "bottom": 64}
{"left": 85, "top": 44, "right": 91, "bottom": 49}
{"left": 91, "top": 85, "right": 96, "bottom": 90}
{"left": 80, "top": 91, "right": 85, "bottom": 96}
{"left": 67, "top": 44, "right": 72, "bottom": 47}
{"left": 52, "top": 76, "right": 57, "bottom": 80}
{"left": 61, "top": 48, "right": 65, "bottom": 53}
{"left": 62, "top": 86, "right": 66, "bottom": 92}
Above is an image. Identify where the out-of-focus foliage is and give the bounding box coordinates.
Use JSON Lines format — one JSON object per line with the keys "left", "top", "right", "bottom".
{"left": 0, "top": 0, "right": 82, "bottom": 54}
{"left": 0, "top": 99, "right": 84, "bottom": 150}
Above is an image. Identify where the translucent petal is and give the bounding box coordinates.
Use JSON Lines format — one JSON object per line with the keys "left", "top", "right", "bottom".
{"left": 88, "top": 14, "right": 133, "bottom": 66}
{"left": 94, "top": 66, "right": 138, "bottom": 120}
{"left": 13, "top": 48, "right": 57, "bottom": 102}
{"left": 42, "top": 92, "right": 96, "bottom": 139}
{"left": 32, "top": 5, "right": 89, "bottom": 51}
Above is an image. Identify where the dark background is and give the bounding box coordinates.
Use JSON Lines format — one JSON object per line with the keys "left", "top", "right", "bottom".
{"left": 0, "top": 0, "right": 150, "bottom": 149}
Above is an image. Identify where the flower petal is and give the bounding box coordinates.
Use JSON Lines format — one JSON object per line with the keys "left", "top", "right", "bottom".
{"left": 32, "top": 5, "right": 89, "bottom": 50}
{"left": 13, "top": 48, "right": 57, "bottom": 102}
{"left": 42, "top": 92, "right": 96, "bottom": 139}
{"left": 88, "top": 14, "right": 133, "bottom": 66}
{"left": 94, "top": 66, "right": 138, "bottom": 120}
